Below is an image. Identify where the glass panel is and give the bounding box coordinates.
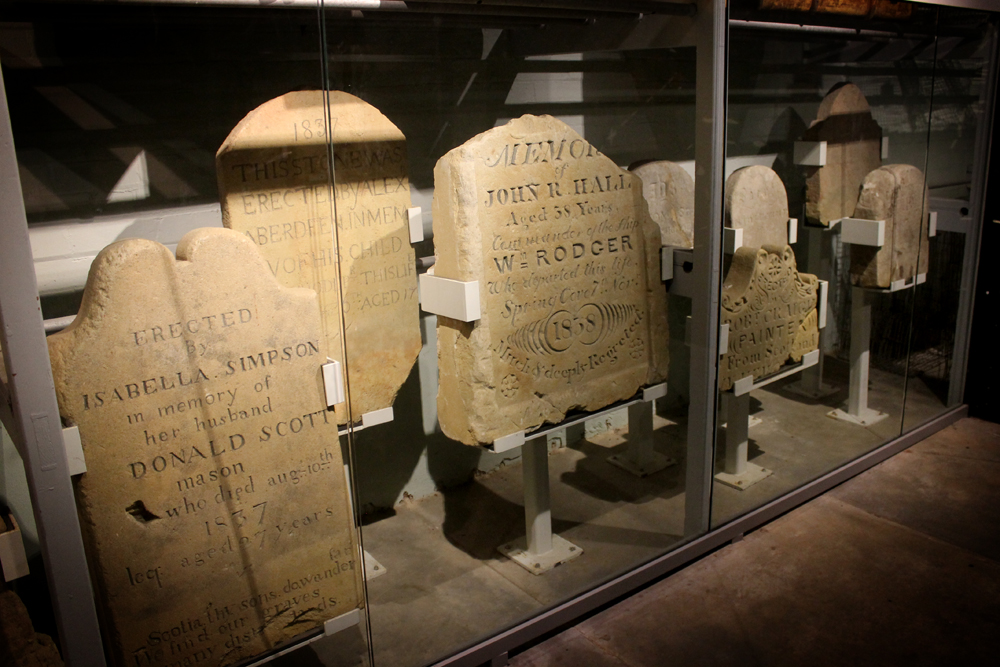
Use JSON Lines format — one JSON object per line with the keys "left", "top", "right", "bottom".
{"left": 713, "top": 5, "right": 942, "bottom": 527}
{"left": 320, "top": 6, "right": 702, "bottom": 666}
{"left": 2, "top": 2, "right": 371, "bottom": 665}
{"left": 902, "top": 7, "right": 994, "bottom": 433}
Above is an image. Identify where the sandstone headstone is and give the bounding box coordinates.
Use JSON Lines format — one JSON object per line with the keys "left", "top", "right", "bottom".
{"left": 48, "top": 229, "right": 361, "bottom": 667}
{"left": 433, "top": 115, "right": 669, "bottom": 446}
{"left": 850, "top": 164, "right": 930, "bottom": 289}
{"left": 725, "top": 165, "right": 789, "bottom": 250}
{"left": 719, "top": 246, "right": 819, "bottom": 391}
{"left": 217, "top": 91, "right": 420, "bottom": 424}
{"left": 802, "top": 83, "right": 883, "bottom": 226}
{"left": 630, "top": 161, "right": 694, "bottom": 248}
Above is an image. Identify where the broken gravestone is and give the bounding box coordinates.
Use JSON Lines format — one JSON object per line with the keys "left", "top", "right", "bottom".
{"left": 719, "top": 166, "right": 818, "bottom": 391}
{"left": 433, "top": 115, "right": 669, "bottom": 446}
{"left": 725, "top": 165, "right": 790, "bottom": 249}
{"left": 630, "top": 160, "right": 694, "bottom": 248}
{"left": 48, "top": 229, "right": 361, "bottom": 667}
{"left": 802, "top": 83, "right": 883, "bottom": 227}
{"left": 217, "top": 90, "right": 420, "bottom": 424}
{"left": 719, "top": 246, "right": 820, "bottom": 391}
{"left": 850, "top": 164, "right": 930, "bottom": 289}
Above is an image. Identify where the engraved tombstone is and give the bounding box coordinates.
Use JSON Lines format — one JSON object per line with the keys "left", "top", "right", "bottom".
{"left": 433, "top": 115, "right": 669, "bottom": 446}
{"left": 719, "top": 247, "right": 820, "bottom": 391}
{"left": 630, "top": 160, "right": 694, "bottom": 248}
{"left": 217, "top": 90, "right": 420, "bottom": 424}
{"left": 802, "top": 83, "right": 883, "bottom": 226}
{"left": 850, "top": 164, "right": 930, "bottom": 289}
{"left": 719, "top": 166, "right": 819, "bottom": 391}
{"left": 725, "top": 165, "right": 790, "bottom": 249}
{"left": 48, "top": 229, "right": 362, "bottom": 667}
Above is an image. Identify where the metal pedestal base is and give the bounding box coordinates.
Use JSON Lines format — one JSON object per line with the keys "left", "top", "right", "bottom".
{"left": 363, "top": 550, "right": 387, "bottom": 580}
{"left": 828, "top": 407, "right": 888, "bottom": 426}
{"left": 715, "top": 462, "right": 773, "bottom": 490}
{"left": 498, "top": 534, "right": 583, "bottom": 575}
{"left": 606, "top": 401, "right": 677, "bottom": 477}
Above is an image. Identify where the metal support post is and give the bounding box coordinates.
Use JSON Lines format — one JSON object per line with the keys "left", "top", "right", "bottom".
{"left": 498, "top": 436, "right": 582, "bottom": 574}
{"left": 715, "top": 393, "right": 771, "bottom": 490}
{"left": 830, "top": 287, "right": 887, "bottom": 425}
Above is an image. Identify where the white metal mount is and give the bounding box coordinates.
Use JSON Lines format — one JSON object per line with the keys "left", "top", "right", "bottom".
{"left": 419, "top": 271, "right": 481, "bottom": 322}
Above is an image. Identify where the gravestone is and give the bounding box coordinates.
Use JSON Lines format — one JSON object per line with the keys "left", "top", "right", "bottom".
{"left": 719, "top": 246, "right": 819, "bottom": 391}
{"left": 630, "top": 160, "right": 694, "bottom": 248}
{"left": 850, "top": 164, "right": 930, "bottom": 289}
{"left": 48, "top": 229, "right": 361, "bottom": 667}
{"left": 217, "top": 90, "right": 420, "bottom": 424}
{"left": 802, "top": 83, "right": 883, "bottom": 226}
{"left": 725, "top": 165, "right": 789, "bottom": 249}
{"left": 433, "top": 115, "right": 669, "bottom": 446}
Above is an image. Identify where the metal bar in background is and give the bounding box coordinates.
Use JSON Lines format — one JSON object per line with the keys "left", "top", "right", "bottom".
{"left": 684, "top": 0, "right": 726, "bottom": 537}
{"left": 949, "top": 24, "right": 998, "bottom": 406}
{"left": 0, "top": 70, "right": 106, "bottom": 666}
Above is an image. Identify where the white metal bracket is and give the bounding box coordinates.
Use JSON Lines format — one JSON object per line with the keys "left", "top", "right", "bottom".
{"left": 818, "top": 279, "right": 829, "bottom": 330}
{"left": 730, "top": 349, "right": 820, "bottom": 397}
{"left": 788, "top": 218, "right": 798, "bottom": 245}
{"left": 361, "top": 407, "right": 393, "bottom": 428}
{"left": 929, "top": 211, "right": 937, "bottom": 237}
{"left": 324, "top": 608, "right": 361, "bottom": 636}
{"left": 0, "top": 513, "right": 29, "bottom": 582}
{"left": 794, "top": 140, "right": 827, "bottom": 166}
{"left": 719, "top": 323, "right": 730, "bottom": 357}
{"left": 839, "top": 218, "right": 885, "bottom": 247}
{"left": 408, "top": 207, "right": 424, "bottom": 244}
{"left": 881, "top": 136, "right": 890, "bottom": 160}
{"left": 661, "top": 246, "right": 674, "bottom": 281}
{"left": 322, "top": 358, "right": 346, "bottom": 407}
{"left": 419, "top": 272, "right": 481, "bottom": 322}
{"left": 63, "top": 425, "right": 86, "bottom": 476}
{"left": 723, "top": 226, "right": 744, "bottom": 254}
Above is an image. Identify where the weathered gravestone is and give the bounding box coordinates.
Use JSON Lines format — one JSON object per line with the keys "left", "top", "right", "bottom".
{"left": 433, "top": 115, "right": 669, "bottom": 446}
{"left": 719, "top": 247, "right": 820, "bottom": 391}
{"left": 850, "top": 164, "right": 930, "bottom": 289}
{"left": 719, "top": 166, "right": 819, "bottom": 391}
{"left": 725, "top": 165, "right": 790, "bottom": 249}
{"left": 217, "top": 90, "right": 420, "bottom": 424}
{"left": 802, "top": 83, "right": 883, "bottom": 227}
{"left": 48, "top": 229, "right": 362, "bottom": 667}
{"left": 630, "top": 160, "right": 694, "bottom": 248}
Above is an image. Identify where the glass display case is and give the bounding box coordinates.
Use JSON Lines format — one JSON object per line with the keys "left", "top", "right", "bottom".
{"left": 0, "top": 2, "right": 994, "bottom": 667}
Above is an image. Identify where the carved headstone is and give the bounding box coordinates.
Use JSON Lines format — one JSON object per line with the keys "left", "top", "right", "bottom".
{"left": 725, "top": 165, "right": 789, "bottom": 249}
{"left": 802, "top": 83, "right": 883, "bottom": 227}
{"left": 48, "top": 229, "right": 361, "bottom": 667}
{"left": 719, "top": 246, "right": 819, "bottom": 391}
{"left": 850, "top": 164, "right": 930, "bottom": 289}
{"left": 433, "top": 115, "right": 669, "bottom": 446}
{"left": 630, "top": 160, "right": 694, "bottom": 248}
{"left": 217, "top": 90, "right": 420, "bottom": 424}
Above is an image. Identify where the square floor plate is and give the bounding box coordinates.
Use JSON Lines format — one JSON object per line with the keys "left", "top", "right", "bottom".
{"left": 498, "top": 534, "right": 583, "bottom": 575}
{"left": 715, "top": 462, "right": 773, "bottom": 491}
{"left": 828, "top": 407, "right": 888, "bottom": 427}
{"left": 607, "top": 452, "right": 677, "bottom": 477}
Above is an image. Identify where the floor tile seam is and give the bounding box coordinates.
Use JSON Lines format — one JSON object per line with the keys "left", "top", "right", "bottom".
{"left": 817, "top": 494, "right": 1000, "bottom": 563}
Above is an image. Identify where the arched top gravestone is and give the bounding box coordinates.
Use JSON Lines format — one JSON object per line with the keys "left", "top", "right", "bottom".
{"left": 725, "top": 165, "right": 790, "bottom": 249}
{"left": 217, "top": 90, "right": 420, "bottom": 424}
{"left": 850, "top": 164, "right": 930, "bottom": 289}
{"left": 802, "top": 83, "right": 883, "bottom": 226}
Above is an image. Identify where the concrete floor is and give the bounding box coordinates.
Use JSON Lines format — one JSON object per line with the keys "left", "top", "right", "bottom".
{"left": 272, "top": 359, "right": 963, "bottom": 667}
{"left": 507, "top": 416, "right": 1000, "bottom": 667}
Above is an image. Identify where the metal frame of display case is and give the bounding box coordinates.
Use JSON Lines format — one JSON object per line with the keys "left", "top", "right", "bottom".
{"left": 0, "top": 1, "right": 995, "bottom": 666}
